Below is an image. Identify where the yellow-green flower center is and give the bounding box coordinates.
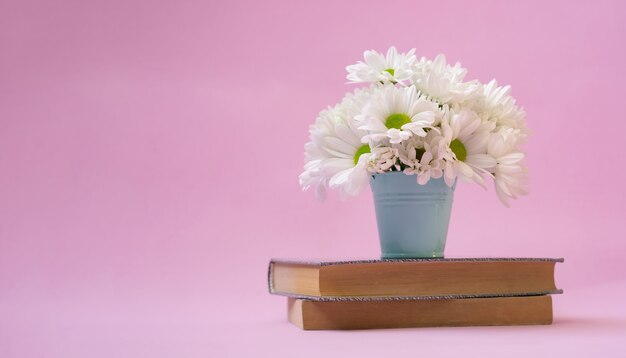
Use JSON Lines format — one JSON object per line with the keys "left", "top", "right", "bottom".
{"left": 353, "top": 144, "right": 371, "bottom": 165}
{"left": 384, "top": 68, "right": 395, "bottom": 76}
{"left": 450, "top": 139, "right": 467, "bottom": 162}
{"left": 385, "top": 113, "right": 411, "bottom": 130}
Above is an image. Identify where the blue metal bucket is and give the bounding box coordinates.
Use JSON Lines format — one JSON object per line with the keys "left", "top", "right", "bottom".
{"left": 370, "top": 172, "right": 455, "bottom": 259}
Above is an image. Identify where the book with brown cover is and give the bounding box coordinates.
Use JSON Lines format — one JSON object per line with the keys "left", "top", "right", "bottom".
{"left": 269, "top": 258, "right": 563, "bottom": 298}
{"left": 287, "top": 295, "right": 554, "bottom": 330}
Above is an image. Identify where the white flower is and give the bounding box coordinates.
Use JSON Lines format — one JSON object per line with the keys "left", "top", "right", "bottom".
{"left": 473, "top": 79, "right": 529, "bottom": 143}
{"left": 440, "top": 108, "right": 496, "bottom": 187}
{"left": 301, "top": 49, "right": 530, "bottom": 205}
{"left": 396, "top": 136, "right": 425, "bottom": 174}
{"left": 388, "top": 134, "right": 446, "bottom": 185}
{"left": 299, "top": 89, "right": 374, "bottom": 200}
{"left": 414, "top": 133, "right": 447, "bottom": 185}
{"left": 412, "top": 54, "right": 481, "bottom": 105}
{"left": 359, "top": 86, "right": 439, "bottom": 144}
{"left": 487, "top": 128, "right": 529, "bottom": 207}
{"left": 368, "top": 146, "right": 400, "bottom": 173}
{"left": 346, "top": 46, "right": 417, "bottom": 85}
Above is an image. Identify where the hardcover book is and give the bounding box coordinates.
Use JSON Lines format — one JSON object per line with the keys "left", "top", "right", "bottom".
{"left": 269, "top": 258, "right": 563, "bottom": 298}
{"left": 287, "top": 295, "right": 554, "bottom": 330}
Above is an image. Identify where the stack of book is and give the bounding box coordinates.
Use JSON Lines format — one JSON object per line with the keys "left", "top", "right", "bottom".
{"left": 268, "top": 258, "right": 563, "bottom": 330}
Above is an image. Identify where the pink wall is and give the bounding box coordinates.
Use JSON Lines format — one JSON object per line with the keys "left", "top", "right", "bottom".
{"left": 1, "top": 0, "right": 625, "bottom": 356}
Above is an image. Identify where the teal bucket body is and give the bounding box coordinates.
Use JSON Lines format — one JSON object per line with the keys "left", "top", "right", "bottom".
{"left": 370, "top": 172, "right": 455, "bottom": 259}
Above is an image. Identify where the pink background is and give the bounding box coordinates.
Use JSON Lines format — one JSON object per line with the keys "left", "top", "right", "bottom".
{"left": 1, "top": 0, "right": 625, "bottom": 356}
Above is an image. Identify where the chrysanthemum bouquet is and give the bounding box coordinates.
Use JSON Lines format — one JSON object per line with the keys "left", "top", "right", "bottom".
{"left": 300, "top": 47, "right": 529, "bottom": 206}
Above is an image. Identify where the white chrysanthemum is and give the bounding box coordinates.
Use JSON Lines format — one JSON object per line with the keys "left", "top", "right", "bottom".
{"left": 415, "top": 133, "right": 447, "bottom": 185}
{"left": 299, "top": 88, "right": 375, "bottom": 200}
{"left": 368, "top": 146, "right": 400, "bottom": 173}
{"left": 412, "top": 54, "right": 481, "bottom": 105}
{"left": 359, "top": 86, "right": 439, "bottom": 144}
{"left": 396, "top": 136, "right": 425, "bottom": 174}
{"left": 389, "top": 134, "right": 446, "bottom": 185}
{"left": 473, "top": 79, "right": 529, "bottom": 143}
{"left": 440, "top": 108, "right": 496, "bottom": 187}
{"left": 487, "top": 128, "right": 528, "bottom": 207}
{"left": 346, "top": 46, "right": 417, "bottom": 85}
{"left": 302, "top": 49, "right": 530, "bottom": 204}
